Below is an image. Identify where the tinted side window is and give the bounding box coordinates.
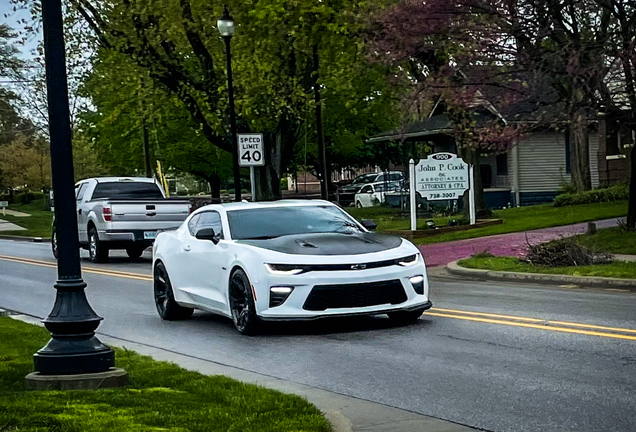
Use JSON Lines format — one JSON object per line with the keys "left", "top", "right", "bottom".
{"left": 196, "top": 212, "right": 224, "bottom": 239}
{"left": 187, "top": 215, "right": 200, "bottom": 236}
{"left": 388, "top": 173, "right": 402, "bottom": 181}
{"left": 360, "top": 185, "right": 373, "bottom": 193}
{"left": 76, "top": 183, "right": 87, "bottom": 201}
{"left": 91, "top": 182, "right": 164, "bottom": 200}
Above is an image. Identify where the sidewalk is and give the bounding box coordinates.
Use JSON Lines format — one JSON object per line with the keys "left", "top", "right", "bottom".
{"left": 419, "top": 218, "right": 624, "bottom": 268}
{"left": 1, "top": 209, "right": 31, "bottom": 217}
{"left": 0, "top": 219, "right": 26, "bottom": 232}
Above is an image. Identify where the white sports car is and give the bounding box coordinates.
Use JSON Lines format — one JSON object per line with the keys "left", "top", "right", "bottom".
{"left": 152, "top": 200, "right": 432, "bottom": 335}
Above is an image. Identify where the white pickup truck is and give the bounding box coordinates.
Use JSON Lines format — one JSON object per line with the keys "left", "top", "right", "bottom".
{"left": 52, "top": 177, "right": 191, "bottom": 262}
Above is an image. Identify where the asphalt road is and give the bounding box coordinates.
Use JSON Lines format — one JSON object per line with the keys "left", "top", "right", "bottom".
{"left": 1, "top": 239, "right": 635, "bottom": 432}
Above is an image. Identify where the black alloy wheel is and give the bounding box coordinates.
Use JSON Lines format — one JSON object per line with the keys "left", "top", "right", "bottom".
{"left": 356, "top": 201, "right": 363, "bottom": 208}
{"left": 154, "top": 261, "right": 194, "bottom": 320}
{"left": 88, "top": 227, "right": 109, "bottom": 263}
{"left": 229, "top": 269, "right": 259, "bottom": 335}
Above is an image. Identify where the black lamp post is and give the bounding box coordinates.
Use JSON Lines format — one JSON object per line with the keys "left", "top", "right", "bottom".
{"left": 218, "top": 5, "right": 241, "bottom": 203}
{"left": 27, "top": 0, "right": 120, "bottom": 384}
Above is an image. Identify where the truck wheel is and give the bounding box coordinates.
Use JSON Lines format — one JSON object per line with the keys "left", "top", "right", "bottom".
{"left": 126, "top": 247, "right": 146, "bottom": 259}
{"left": 356, "top": 201, "right": 363, "bottom": 208}
{"left": 88, "top": 227, "right": 109, "bottom": 263}
{"left": 51, "top": 226, "right": 59, "bottom": 259}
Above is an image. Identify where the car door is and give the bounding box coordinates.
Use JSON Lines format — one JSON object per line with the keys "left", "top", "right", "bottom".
{"left": 182, "top": 211, "right": 227, "bottom": 312}
{"left": 75, "top": 182, "right": 89, "bottom": 244}
{"left": 358, "top": 185, "right": 374, "bottom": 207}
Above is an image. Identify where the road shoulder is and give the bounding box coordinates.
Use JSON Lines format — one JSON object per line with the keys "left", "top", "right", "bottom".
{"left": 7, "top": 312, "right": 476, "bottom": 432}
{"left": 446, "top": 260, "right": 636, "bottom": 290}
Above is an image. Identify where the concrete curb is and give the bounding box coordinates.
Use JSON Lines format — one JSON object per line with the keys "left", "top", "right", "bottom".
{"left": 0, "top": 235, "right": 49, "bottom": 243}
{"left": 447, "top": 260, "right": 636, "bottom": 290}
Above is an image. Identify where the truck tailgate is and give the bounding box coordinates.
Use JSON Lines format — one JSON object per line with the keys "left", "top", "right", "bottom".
{"left": 109, "top": 200, "right": 190, "bottom": 226}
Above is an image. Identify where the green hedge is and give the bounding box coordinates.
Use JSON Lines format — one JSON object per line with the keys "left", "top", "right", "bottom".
{"left": 554, "top": 182, "right": 629, "bottom": 207}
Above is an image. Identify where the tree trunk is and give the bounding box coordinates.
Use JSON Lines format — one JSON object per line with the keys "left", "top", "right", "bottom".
{"left": 627, "top": 145, "right": 636, "bottom": 229}
{"left": 462, "top": 148, "right": 491, "bottom": 219}
{"left": 569, "top": 108, "right": 592, "bottom": 192}
{"left": 254, "top": 130, "right": 283, "bottom": 201}
{"left": 208, "top": 173, "right": 221, "bottom": 204}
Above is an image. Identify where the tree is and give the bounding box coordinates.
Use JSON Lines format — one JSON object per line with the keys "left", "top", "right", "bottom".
{"left": 79, "top": 48, "right": 233, "bottom": 198}
{"left": 369, "top": 0, "right": 532, "bottom": 217}
{"left": 592, "top": 0, "right": 636, "bottom": 228}
{"left": 63, "top": 0, "right": 399, "bottom": 200}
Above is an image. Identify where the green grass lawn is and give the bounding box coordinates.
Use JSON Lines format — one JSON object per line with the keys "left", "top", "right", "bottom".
{"left": 1, "top": 199, "right": 53, "bottom": 238}
{"left": 573, "top": 227, "right": 636, "bottom": 255}
{"left": 347, "top": 201, "right": 628, "bottom": 245}
{"left": 458, "top": 255, "right": 636, "bottom": 279}
{"left": 0, "top": 317, "right": 330, "bottom": 432}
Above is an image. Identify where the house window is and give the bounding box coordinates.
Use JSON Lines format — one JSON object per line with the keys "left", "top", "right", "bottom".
{"left": 496, "top": 154, "right": 508, "bottom": 176}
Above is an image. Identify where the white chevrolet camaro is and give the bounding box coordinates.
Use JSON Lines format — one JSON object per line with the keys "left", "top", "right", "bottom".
{"left": 152, "top": 200, "right": 432, "bottom": 335}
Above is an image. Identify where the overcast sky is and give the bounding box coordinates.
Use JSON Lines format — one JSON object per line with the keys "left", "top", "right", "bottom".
{"left": 2, "top": 1, "right": 41, "bottom": 60}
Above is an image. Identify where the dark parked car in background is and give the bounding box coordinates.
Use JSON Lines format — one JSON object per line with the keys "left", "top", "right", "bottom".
{"left": 337, "top": 171, "right": 404, "bottom": 207}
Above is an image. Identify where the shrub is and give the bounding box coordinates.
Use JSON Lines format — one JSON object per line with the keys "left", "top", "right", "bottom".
{"left": 522, "top": 238, "right": 612, "bottom": 267}
{"left": 14, "top": 192, "right": 35, "bottom": 204}
{"left": 0, "top": 194, "right": 13, "bottom": 204}
{"left": 554, "top": 182, "right": 629, "bottom": 207}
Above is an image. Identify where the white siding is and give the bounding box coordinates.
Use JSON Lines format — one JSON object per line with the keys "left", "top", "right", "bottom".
{"left": 518, "top": 132, "right": 567, "bottom": 192}
{"left": 589, "top": 132, "right": 599, "bottom": 188}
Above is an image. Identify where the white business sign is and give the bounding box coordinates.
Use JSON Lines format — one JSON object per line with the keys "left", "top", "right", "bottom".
{"left": 238, "top": 133, "right": 265, "bottom": 167}
{"left": 414, "top": 152, "right": 469, "bottom": 200}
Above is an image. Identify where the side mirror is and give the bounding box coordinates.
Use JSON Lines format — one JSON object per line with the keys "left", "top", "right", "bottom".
{"left": 361, "top": 219, "right": 377, "bottom": 231}
{"left": 195, "top": 228, "right": 219, "bottom": 244}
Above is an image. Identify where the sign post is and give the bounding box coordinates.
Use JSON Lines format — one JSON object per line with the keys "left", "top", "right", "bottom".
{"left": 0, "top": 201, "right": 7, "bottom": 217}
{"left": 237, "top": 133, "right": 265, "bottom": 201}
{"left": 409, "top": 159, "right": 416, "bottom": 230}
{"left": 410, "top": 152, "right": 476, "bottom": 227}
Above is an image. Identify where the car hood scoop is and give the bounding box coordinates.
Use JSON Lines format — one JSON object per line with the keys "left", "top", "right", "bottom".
{"left": 237, "top": 232, "right": 402, "bottom": 255}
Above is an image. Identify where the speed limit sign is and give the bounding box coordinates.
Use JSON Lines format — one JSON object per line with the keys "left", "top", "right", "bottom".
{"left": 237, "top": 133, "right": 265, "bottom": 167}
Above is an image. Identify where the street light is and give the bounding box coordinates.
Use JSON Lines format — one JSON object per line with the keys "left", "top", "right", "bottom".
{"left": 25, "top": 0, "right": 125, "bottom": 389}
{"left": 218, "top": 5, "right": 241, "bottom": 202}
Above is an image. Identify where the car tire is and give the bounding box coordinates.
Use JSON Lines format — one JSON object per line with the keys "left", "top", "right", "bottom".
{"left": 229, "top": 269, "right": 260, "bottom": 336}
{"left": 51, "top": 226, "right": 59, "bottom": 259}
{"left": 126, "top": 246, "right": 146, "bottom": 259}
{"left": 388, "top": 308, "right": 426, "bottom": 325}
{"left": 88, "top": 227, "right": 109, "bottom": 263}
{"left": 154, "top": 261, "right": 194, "bottom": 320}
{"left": 356, "top": 201, "right": 363, "bottom": 208}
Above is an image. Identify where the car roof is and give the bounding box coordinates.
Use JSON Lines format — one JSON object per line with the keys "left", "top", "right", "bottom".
{"left": 195, "top": 199, "right": 337, "bottom": 213}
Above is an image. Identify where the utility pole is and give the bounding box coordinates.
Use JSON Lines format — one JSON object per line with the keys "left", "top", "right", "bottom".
{"left": 313, "top": 44, "right": 329, "bottom": 200}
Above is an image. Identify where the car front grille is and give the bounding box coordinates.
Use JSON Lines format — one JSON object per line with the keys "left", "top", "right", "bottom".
{"left": 303, "top": 280, "right": 407, "bottom": 311}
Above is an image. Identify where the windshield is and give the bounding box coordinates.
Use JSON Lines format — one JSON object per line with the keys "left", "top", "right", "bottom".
{"left": 351, "top": 174, "right": 377, "bottom": 185}
{"left": 227, "top": 205, "right": 364, "bottom": 240}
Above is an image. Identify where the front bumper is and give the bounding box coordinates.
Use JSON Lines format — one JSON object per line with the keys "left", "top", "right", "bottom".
{"left": 254, "top": 260, "right": 431, "bottom": 320}
{"left": 258, "top": 300, "right": 432, "bottom": 322}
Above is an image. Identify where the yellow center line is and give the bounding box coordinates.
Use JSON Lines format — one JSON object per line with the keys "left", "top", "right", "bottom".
{"left": 432, "top": 307, "right": 636, "bottom": 335}
{"left": 433, "top": 307, "right": 545, "bottom": 323}
{"left": 0, "top": 255, "right": 153, "bottom": 281}
{"left": 427, "top": 312, "right": 636, "bottom": 341}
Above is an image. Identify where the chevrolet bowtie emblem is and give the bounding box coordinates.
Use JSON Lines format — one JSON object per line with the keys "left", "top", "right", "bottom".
{"left": 351, "top": 264, "right": 367, "bottom": 270}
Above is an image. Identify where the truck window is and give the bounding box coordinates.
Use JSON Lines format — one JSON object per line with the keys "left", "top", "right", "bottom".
{"left": 76, "top": 183, "right": 87, "bottom": 201}
{"left": 91, "top": 182, "right": 164, "bottom": 200}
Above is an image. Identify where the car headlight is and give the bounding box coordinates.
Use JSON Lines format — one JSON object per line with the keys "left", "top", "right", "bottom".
{"left": 398, "top": 254, "right": 420, "bottom": 266}
{"left": 265, "top": 264, "right": 306, "bottom": 275}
